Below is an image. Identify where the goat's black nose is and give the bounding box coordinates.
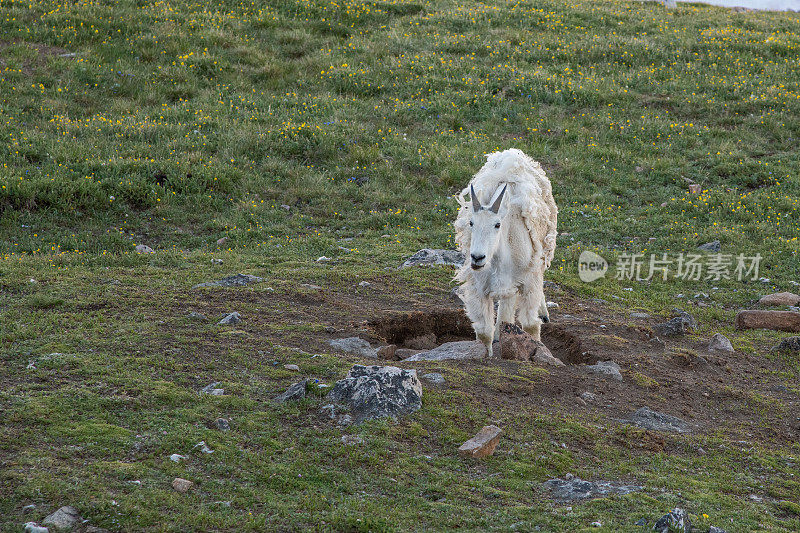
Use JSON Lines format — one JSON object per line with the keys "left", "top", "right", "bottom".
{"left": 470, "top": 254, "right": 485, "bottom": 263}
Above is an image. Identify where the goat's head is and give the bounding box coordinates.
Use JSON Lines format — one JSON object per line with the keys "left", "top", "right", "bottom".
{"left": 468, "top": 183, "right": 507, "bottom": 270}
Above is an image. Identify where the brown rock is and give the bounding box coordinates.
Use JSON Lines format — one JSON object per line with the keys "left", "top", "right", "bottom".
{"left": 688, "top": 183, "right": 702, "bottom": 194}
{"left": 735, "top": 310, "right": 800, "bottom": 332}
{"left": 172, "top": 477, "right": 194, "bottom": 493}
{"left": 377, "top": 344, "right": 398, "bottom": 360}
{"left": 759, "top": 292, "right": 800, "bottom": 306}
{"left": 395, "top": 348, "right": 422, "bottom": 359}
{"left": 458, "top": 425, "right": 502, "bottom": 458}
{"left": 216, "top": 236, "right": 228, "bottom": 245}
{"left": 499, "top": 323, "right": 564, "bottom": 366}
{"left": 405, "top": 333, "right": 437, "bottom": 350}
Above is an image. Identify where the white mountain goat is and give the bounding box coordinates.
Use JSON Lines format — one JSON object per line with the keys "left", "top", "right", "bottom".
{"left": 454, "top": 149, "right": 558, "bottom": 357}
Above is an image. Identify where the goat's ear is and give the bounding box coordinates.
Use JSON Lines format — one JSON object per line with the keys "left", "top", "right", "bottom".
{"left": 488, "top": 184, "right": 507, "bottom": 214}
{"left": 470, "top": 184, "right": 482, "bottom": 212}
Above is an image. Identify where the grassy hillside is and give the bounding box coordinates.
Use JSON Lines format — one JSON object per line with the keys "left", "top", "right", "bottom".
{"left": 2, "top": 0, "right": 800, "bottom": 531}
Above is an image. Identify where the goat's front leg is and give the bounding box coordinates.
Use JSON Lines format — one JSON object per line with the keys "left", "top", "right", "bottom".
{"left": 466, "top": 295, "right": 496, "bottom": 357}
{"left": 518, "top": 282, "right": 545, "bottom": 342}
{"left": 494, "top": 294, "right": 518, "bottom": 341}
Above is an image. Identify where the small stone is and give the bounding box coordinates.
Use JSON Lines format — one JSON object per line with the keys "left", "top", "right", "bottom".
{"left": 169, "top": 454, "right": 187, "bottom": 463}
{"left": 341, "top": 434, "right": 363, "bottom": 445}
{"left": 400, "top": 248, "right": 465, "bottom": 268}
{"left": 654, "top": 309, "right": 696, "bottom": 337}
{"left": 135, "top": 244, "right": 155, "bottom": 254}
{"left": 630, "top": 407, "right": 689, "bottom": 433}
{"left": 735, "top": 310, "right": 800, "bottom": 332}
{"left": 24, "top": 523, "right": 49, "bottom": 533}
{"left": 688, "top": 183, "right": 702, "bottom": 194}
{"left": 405, "top": 333, "right": 438, "bottom": 350}
{"left": 42, "top": 506, "right": 81, "bottom": 530}
{"left": 376, "top": 344, "right": 398, "bottom": 360}
{"left": 275, "top": 380, "right": 308, "bottom": 403}
{"left": 707, "top": 333, "right": 734, "bottom": 353}
{"left": 635, "top": 518, "right": 648, "bottom": 526}
{"left": 187, "top": 311, "right": 206, "bottom": 321}
{"left": 652, "top": 508, "right": 691, "bottom": 533}
{"left": 192, "top": 273, "right": 264, "bottom": 289}
{"left": 300, "top": 283, "right": 323, "bottom": 290}
{"left": 172, "top": 478, "right": 194, "bottom": 493}
{"left": 458, "top": 425, "right": 502, "bottom": 458}
{"left": 280, "top": 204, "right": 291, "bottom": 211}
{"left": 697, "top": 240, "right": 721, "bottom": 252}
{"left": 211, "top": 258, "right": 223, "bottom": 265}
{"left": 22, "top": 504, "right": 36, "bottom": 514}
{"left": 213, "top": 418, "right": 230, "bottom": 431}
{"left": 358, "top": 281, "right": 371, "bottom": 287}
{"left": 284, "top": 364, "right": 300, "bottom": 371}
{"left": 421, "top": 372, "right": 445, "bottom": 384}
{"left": 591, "top": 522, "right": 602, "bottom": 528}
{"left": 209, "top": 389, "right": 224, "bottom": 396}
{"left": 635, "top": 165, "right": 644, "bottom": 173}
{"left": 630, "top": 312, "right": 650, "bottom": 318}
{"left": 709, "top": 527, "right": 728, "bottom": 533}
{"left": 328, "top": 337, "right": 378, "bottom": 358}
{"left": 586, "top": 361, "right": 622, "bottom": 381}
{"left": 759, "top": 292, "right": 800, "bottom": 306}
{"left": 336, "top": 414, "right": 353, "bottom": 426}
{"left": 580, "top": 391, "right": 597, "bottom": 402}
{"left": 216, "top": 237, "right": 228, "bottom": 245}
{"left": 395, "top": 348, "right": 422, "bottom": 359}
{"left": 771, "top": 336, "right": 800, "bottom": 353}
{"left": 546, "top": 301, "right": 559, "bottom": 309}
{"left": 194, "top": 441, "right": 214, "bottom": 454}
{"left": 218, "top": 312, "right": 241, "bottom": 325}
{"left": 316, "top": 256, "right": 331, "bottom": 262}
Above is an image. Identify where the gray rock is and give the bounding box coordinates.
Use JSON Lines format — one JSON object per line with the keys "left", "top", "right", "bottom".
{"left": 213, "top": 418, "right": 230, "bottom": 431}
{"left": 200, "top": 382, "right": 223, "bottom": 395}
{"left": 580, "top": 391, "right": 597, "bottom": 402}
{"left": 400, "top": 248, "right": 465, "bottom": 268}
{"left": 421, "top": 372, "right": 445, "bottom": 384}
{"left": 218, "top": 312, "right": 241, "bottom": 325}
{"left": 630, "top": 407, "right": 690, "bottom": 433}
{"left": 328, "top": 337, "right": 377, "bottom": 358}
{"left": 652, "top": 508, "right": 691, "bottom": 533}
{"left": 193, "top": 273, "right": 264, "bottom": 289}
{"left": 708, "top": 333, "right": 734, "bottom": 353}
{"left": 709, "top": 527, "right": 728, "bottom": 533}
{"left": 635, "top": 518, "right": 648, "bottom": 526}
{"left": 541, "top": 475, "right": 642, "bottom": 502}
{"left": 341, "top": 434, "right": 363, "bottom": 445}
{"left": 327, "top": 365, "right": 422, "bottom": 423}
{"left": 187, "top": 311, "right": 207, "bottom": 321}
{"left": 135, "top": 244, "right": 155, "bottom": 254}
{"left": 654, "top": 309, "right": 696, "bottom": 337}
{"left": 586, "top": 361, "right": 622, "bottom": 381}
{"left": 697, "top": 240, "right": 721, "bottom": 252}
{"left": 24, "top": 524, "right": 49, "bottom": 533}
{"left": 42, "top": 506, "right": 81, "bottom": 530}
{"left": 275, "top": 380, "right": 308, "bottom": 403}
{"left": 404, "top": 340, "right": 486, "bottom": 361}
{"left": 22, "top": 504, "right": 36, "bottom": 514}
{"left": 630, "top": 312, "right": 650, "bottom": 319}
{"left": 772, "top": 336, "right": 800, "bottom": 353}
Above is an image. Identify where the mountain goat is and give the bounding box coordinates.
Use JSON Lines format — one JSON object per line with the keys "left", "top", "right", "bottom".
{"left": 454, "top": 149, "right": 558, "bottom": 357}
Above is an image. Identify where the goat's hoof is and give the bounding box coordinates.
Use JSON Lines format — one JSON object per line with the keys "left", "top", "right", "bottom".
{"left": 540, "top": 315, "right": 550, "bottom": 323}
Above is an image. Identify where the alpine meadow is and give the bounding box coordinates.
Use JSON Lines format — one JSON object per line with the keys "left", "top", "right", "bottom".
{"left": 1, "top": 0, "right": 800, "bottom": 531}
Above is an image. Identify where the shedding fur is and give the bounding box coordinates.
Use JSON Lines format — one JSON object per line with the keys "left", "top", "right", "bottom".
{"left": 453, "top": 149, "right": 558, "bottom": 355}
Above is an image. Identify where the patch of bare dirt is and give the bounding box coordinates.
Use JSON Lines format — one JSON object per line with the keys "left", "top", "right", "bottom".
{"left": 0, "top": 40, "right": 76, "bottom": 75}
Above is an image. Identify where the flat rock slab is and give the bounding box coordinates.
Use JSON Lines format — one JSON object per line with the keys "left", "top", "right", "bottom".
{"left": 653, "top": 508, "right": 691, "bottom": 533}
{"left": 541, "top": 475, "right": 642, "bottom": 502}
{"left": 586, "top": 360, "right": 622, "bottom": 381}
{"left": 759, "top": 292, "right": 800, "bottom": 306}
{"left": 630, "top": 407, "right": 690, "bottom": 433}
{"left": 328, "top": 337, "right": 378, "bottom": 358}
{"left": 458, "top": 425, "right": 502, "bottom": 458}
{"left": 707, "top": 333, "right": 734, "bottom": 353}
{"left": 193, "top": 274, "right": 264, "bottom": 289}
{"left": 404, "top": 340, "right": 486, "bottom": 361}
{"left": 735, "top": 310, "right": 800, "bottom": 332}
{"left": 697, "top": 240, "right": 721, "bottom": 252}
{"left": 327, "top": 365, "right": 422, "bottom": 424}
{"left": 400, "top": 248, "right": 464, "bottom": 268}
{"left": 42, "top": 506, "right": 81, "bottom": 530}
{"left": 218, "top": 312, "right": 241, "bottom": 325}
{"left": 772, "top": 336, "right": 800, "bottom": 353}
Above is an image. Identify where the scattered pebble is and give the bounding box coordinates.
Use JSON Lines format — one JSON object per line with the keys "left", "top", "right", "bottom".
{"left": 135, "top": 244, "right": 154, "bottom": 254}
{"left": 218, "top": 312, "right": 241, "bottom": 325}
{"left": 213, "top": 418, "right": 230, "bottom": 431}
{"left": 169, "top": 454, "right": 187, "bottom": 463}
{"left": 194, "top": 441, "right": 214, "bottom": 454}
{"left": 284, "top": 364, "right": 300, "bottom": 372}
{"left": 172, "top": 478, "right": 194, "bottom": 493}
{"left": 421, "top": 372, "right": 445, "bottom": 384}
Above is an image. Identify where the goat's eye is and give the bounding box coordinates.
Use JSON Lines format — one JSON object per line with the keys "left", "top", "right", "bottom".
{"left": 495, "top": 222, "right": 501, "bottom": 229}
{"left": 469, "top": 221, "right": 473, "bottom": 226}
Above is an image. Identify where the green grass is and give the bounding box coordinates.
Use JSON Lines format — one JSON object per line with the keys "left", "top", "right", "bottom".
{"left": 2, "top": 0, "right": 800, "bottom": 531}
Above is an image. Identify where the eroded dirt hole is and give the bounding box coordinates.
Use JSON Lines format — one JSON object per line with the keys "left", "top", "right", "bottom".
{"left": 369, "top": 308, "right": 474, "bottom": 349}
{"left": 370, "top": 309, "right": 594, "bottom": 365}
{"left": 541, "top": 323, "right": 595, "bottom": 365}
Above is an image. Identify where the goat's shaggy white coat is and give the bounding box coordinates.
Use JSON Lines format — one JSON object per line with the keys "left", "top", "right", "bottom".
{"left": 454, "top": 149, "right": 558, "bottom": 356}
